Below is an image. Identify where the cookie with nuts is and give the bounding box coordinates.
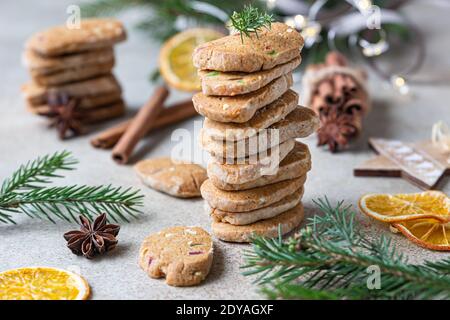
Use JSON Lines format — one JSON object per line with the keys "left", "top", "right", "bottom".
{"left": 134, "top": 158, "right": 207, "bottom": 198}
{"left": 209, "top": 141, "right": 311, "bottom": 191}
{"left": 198, "top": 57, "right": 300, "bottom": 96}
{"left": 193, "top": 22, "right": 303, "bottom": 73}
{"left": 200, "top": 106, "right": 319, "bottom": 159}
{"left": 201, "top": 175, "right": 305, "bottom": 213}
{"left": 22, "top": 47, "right": 115, "bottom": 75}
{"left": 25, "top": 18, "right": 126, "bottom": 56}
{"left": 193, "top": 73, "right": 293, "bottom": 123}
{"left": 139, "top": 226, "right": 213, "bottom": 286}
{"left": 211, "top": 203, "right": 304, "bottom": 243}
{"left": 208, "top": 186, "right": 304, "bottom": 225}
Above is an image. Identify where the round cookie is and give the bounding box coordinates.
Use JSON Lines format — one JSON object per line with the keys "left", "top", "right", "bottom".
{"left": 31, "top": 61, "right": 114, "bottom": 86}
{"left": 200, "top": 106, "right": 318, "bottom": 159}
{"left": 23, "top": 47, "right": 114, "bottom": 75}
{"left": 193, "top": 22, "right": 304, "bottom": 73}
{"left": 199, "top": 57, "right": 301, "bottom": 96}
{"left": 202, "top": 90, "right": 298, "bottom": 142}
{"left": 209, "top": 141, "right": 311, "bottom": 190}
{"left": 200, "top": 176, "right": 306, "bottom": 212}
{"left": 207, "top": 139, "right": 295, "bottom": 186}
{"left": 207, "top": 186, "right": 304, "bottom": 225}
{"left": 211, "top": 203, "right": 304, "bottom": 243}
{"left": 135, "top": 158, "right": 207, "bottom": 198}
{"left": 193, "top": 73, "right": 293, "bottom": 124}
{"left": 26, "top": 18, "right": 127, "bottom": 56}
{"left": 139, "top": 226, "right": 214, "bottom": 286}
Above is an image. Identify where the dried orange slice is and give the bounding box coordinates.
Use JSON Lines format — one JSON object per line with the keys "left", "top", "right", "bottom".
{"left": 159, "top": 28, "right": 224, "bottom": 92}
{"left": 359, "top": 191, "right": 450, "bottom": 223}
{"left": 391, "top": 219, "right": 450, "bottom": 251}
{"left": 0, "top": 267, "right": 90, "bottom": 300}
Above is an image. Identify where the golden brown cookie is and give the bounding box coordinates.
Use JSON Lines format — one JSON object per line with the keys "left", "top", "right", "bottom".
{"left": 139, "top": 226, "right": 213, "bottom": 286}
{"left": 208, "top": 186, "right": 304, "bottom": 225}
{"left": 81, "top": 101, "right": 126, "bottom": 123}
{"left": 202, "top": 90, "right": 298, "bottom": 142}
{"left": 211, "top": 203, "right": 304, "bottom": 242}
{"left": 201, "top": 107, "right": 319, "bottom": 159}
{"left": 28, "top": 99, "right": 125, "bottom": 124}
{"left": 207, "top": 139, "right": 295, "bottom": 185}
{"left": 22, "top": 47, "right": 114, "bottom": 75}
{"left": 135, "top": 158, "right": 207, "bottom": 198}
{"left": 193, "top": 73, "right": 293, "bottom": 123}
{"left": 26, "top": 18, "right": 126, "bottom": 56}
{"left": 209, "top": 141, "right": 311, "bottom": 190}
{"left": 193, "top": 22, "right": 303, "bottom": 72}
{"left": 27, "top": 91, "right": 122, "bottom": 110}
{"left": 201, "top": 175, "right": 305, "bottom": 213}
{"left": 30, "top": 61, "right": 114, "bottom": 86}
{"left": 199, "top": 57, "right": 300, "bottom": 96}
{"left": 22, "top": 75, "right": 122, "bottom": 106}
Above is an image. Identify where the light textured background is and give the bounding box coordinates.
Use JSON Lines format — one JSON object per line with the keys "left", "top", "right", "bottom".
{"left": 0, "top": 1, "right": 449, "bottom": 299}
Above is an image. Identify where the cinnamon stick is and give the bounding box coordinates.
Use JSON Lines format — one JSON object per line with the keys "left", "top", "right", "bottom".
{"left": 326, "top": 51, "right": 347, "bottom": 67}
{"left": 91, "top": 120, "right": 130, "bottom": 149}
{"left": 332, "top": 74, "right": 346, "bottom": 104}
{"left": 112, "top": 85, "right": 169, "bottom": 164}
{"left": 91, "top": 99, "right": 197, "bottom": 149}
{"left": 317, "top": 80, "right": 334, "bottom": 104}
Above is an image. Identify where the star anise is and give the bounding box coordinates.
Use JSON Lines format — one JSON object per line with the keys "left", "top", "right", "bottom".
{"left": 317, "top": 107, "right": 359, "bottom": 153}
{"left": 63, "top": 213, "right": 120, "bottom": 259}
{"left": 40, "top": 90, "right": 83, "bottom": 140}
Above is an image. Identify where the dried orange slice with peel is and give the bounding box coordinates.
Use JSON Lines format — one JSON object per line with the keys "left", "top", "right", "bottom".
{"left": 0, "top": 267, "right": 90, "bottom": 300}
{"left": 359, "top": 191, "right": 450, "bottom": 223}
{"left": 159, "top": 28, "right": 224, "bottom": 92}
{"left": 391, "top": 219, "right": 450, "bottom": 251}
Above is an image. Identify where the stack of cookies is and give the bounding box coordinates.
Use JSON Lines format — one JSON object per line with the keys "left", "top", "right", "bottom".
{"left": 193, "top": 23, "right": 319, "bottom": 242}
{"left": 22, "top": 19, "right": 127, "bottom": 123}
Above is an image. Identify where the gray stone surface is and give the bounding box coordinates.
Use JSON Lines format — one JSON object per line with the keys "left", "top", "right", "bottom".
{"left": 0, "top": 1, "right": 449, "bottom": 299}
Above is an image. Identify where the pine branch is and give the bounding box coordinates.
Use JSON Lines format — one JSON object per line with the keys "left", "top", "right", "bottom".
{"left": 80, "top": 0, "right": 146, "bottom": 17}
{"left": 0, "top": 150, "right": 76, "bottom": 195}
{"left": 229, "top": 5, "right": 273, "bottom": 43}
{"left": 242, "top": 198, "right": 450, "bottom": 300}
{"left": 81, "top": 0, "right": 267, "bottom": 42}
{"left": 0, "top": 151, "right": 143, "bottom": 224}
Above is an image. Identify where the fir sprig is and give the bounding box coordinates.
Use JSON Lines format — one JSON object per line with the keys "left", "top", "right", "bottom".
{"left": 0, "top": 150, "right": 77, "bottom": 195}
{"left": 229, "top": 5, "right": 273, "bottom": 43}
{"left": 81, "top": 0, "right": 263, "bottom": 42}
{"left": 242, "top": 198, "right": 450, "bottom": 300}
{"left": 0, "top": 151, "right": 143, "bottom": 224}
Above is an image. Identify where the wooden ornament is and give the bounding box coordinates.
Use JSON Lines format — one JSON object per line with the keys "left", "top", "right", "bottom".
{"left": 354, "top": 138, "right": 450, "bottom": 190}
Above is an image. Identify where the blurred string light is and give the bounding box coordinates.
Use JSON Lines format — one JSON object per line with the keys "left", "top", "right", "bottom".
{"left": 268, "top": 0, "right": 425, "bottom": 95}
{"left": 358, "top": 31, "right": 389, "bottom": 57}
{"left": 266, "top": 0, "right": 277, "bottom": 10}
{"left": 354, "top": 0, "right": 373, "bottom": 13}
{"left": 285, "top": 14, "right": 322, "bottom": 48}
{"left": 390, "top": 75, "right": 410, "bottom": 95}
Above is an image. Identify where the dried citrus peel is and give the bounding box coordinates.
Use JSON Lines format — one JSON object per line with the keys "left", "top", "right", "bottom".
{"left": 159, "top": 28, "right": 224, "bottom": 92}
{"left": 0, "top": 267, "right": 90, "bottom": 300}
{"left": 359, "top": 191, "right": 450, "bottom": 251}
{"left": 392, "top": 219, "right": 450, "bottom": 251}
{"left": 359, "top": 191, "right": 450, "bottom": 223}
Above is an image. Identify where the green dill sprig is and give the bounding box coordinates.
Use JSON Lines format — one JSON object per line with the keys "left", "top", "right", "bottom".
{"left": 229, "top": 5, "right": 273, "bottom": 43}
{"left": 242, "top": 197, "right": 450, "bottom": 300}
{"left": 0, "top": 151, "right": 143, "bottom": 224}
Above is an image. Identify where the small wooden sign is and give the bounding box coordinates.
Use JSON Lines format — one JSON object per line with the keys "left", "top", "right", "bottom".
{"left": 354, "top": 138, "right": 450, "bottom": 190}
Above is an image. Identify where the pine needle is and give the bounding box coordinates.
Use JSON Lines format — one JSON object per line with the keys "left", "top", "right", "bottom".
{"left": 229, "top": 5, "right": 273, "bottom": 43}
{"left": 0, "top": 151, "right": 143, "bottom": 224}
{"left": 242, "top": 197, "right": 450, "bottom": 300}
